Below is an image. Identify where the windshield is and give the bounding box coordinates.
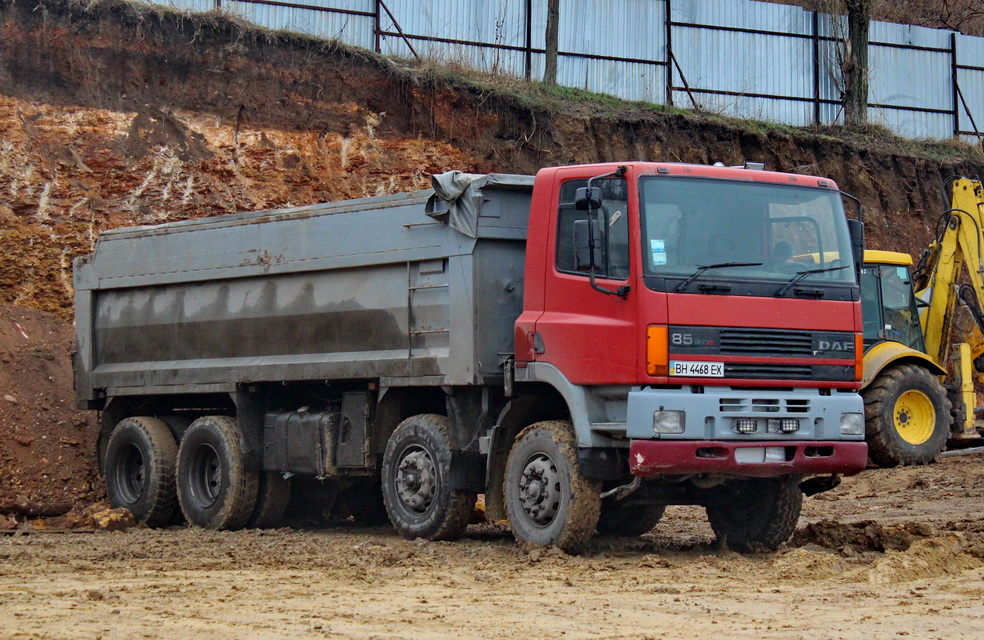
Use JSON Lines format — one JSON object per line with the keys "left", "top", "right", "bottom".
{"left": 639, "top": 176, "right": 857, "bottom": 288}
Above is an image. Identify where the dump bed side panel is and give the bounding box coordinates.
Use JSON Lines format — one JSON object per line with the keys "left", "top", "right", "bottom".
{"left": 75, "top": 177, "right": 534, "bottom": 401}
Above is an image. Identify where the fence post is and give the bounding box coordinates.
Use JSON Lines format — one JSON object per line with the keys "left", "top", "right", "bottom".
{"left": 525, "top": 0, "right": 533, "bottom": 80}
{"left": 812, "top": 10, "right": 821, "bottom": 126}
{"left": 951, "top": 32, "right": 960, "bottom": 137}
{"left": 665, "top": 0, "right": 673, "bottom": 106}
{"left": 374, "top": 0, "right": 381, "bottom": 54}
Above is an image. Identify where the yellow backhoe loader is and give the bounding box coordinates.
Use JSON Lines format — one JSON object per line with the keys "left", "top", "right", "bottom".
{"left": 860, "top": 177, "right": 984, "bottom": 466}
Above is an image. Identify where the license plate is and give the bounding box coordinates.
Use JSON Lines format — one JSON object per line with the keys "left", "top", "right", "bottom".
{"left": 669, "top": 360, "right": 724, "bottom": 377}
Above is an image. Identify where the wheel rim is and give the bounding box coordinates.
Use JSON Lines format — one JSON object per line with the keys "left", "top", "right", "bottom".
{"left": 395, "top": 445, "right": 437, "bottom": 514}
{"left": 188, "top": 443, "right": 222, "bottom": 508}
{"left": 114, "top": 443, "right": 145, "bottom": 505}
{"left": 894, "top": 389, "right": 936, "bottom": 445}
{"left": 518, "top": 452, "right": 561, "bottom": 527}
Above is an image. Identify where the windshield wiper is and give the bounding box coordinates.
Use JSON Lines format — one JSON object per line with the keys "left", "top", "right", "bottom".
{"left": 674, "top": 262, "right": 764, "bottom": 293}
{"left": 776, "top": 265, "right": 849, "bottom": 297}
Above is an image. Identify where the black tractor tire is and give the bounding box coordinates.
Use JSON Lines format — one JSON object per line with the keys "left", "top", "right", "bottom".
{"left": 863, "top": 363, "right": 951, "bottom": 467}
{"left": 343, "top": 480, "right": 391, "bottom": 526}
{"left": 176, "top": 415, "right": 259, "bottom": 530}
{"left": 104, "top": 416, "right": 178, "bottom": 527}
{"left": 381, "top": 414, "right": 476, "bottom": 541}
{"left": 246, "top": 472, "right": 292, "bottom": 529}
{"left": 597, "top": 501, "right": 666, "bottom": 536}
{"left": 505, "top": 420, "right": 601, "bottom": 553}
{"left": 705, "top": 476, "right": 803, "bottom": 552}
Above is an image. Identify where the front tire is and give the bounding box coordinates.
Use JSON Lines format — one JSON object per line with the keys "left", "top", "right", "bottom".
{"left": 705, "top": 476, "right": 802, "bottom": 552}
{"left": 176, "top": 415, "right": 258, "bottom": 530}
{"left": 105, "top": 416, "right": 178, "bottom": 527}
{"left": 863, "top": 364, "right": 951, "bottom": 467}
{"left": 505, "top": 420, "right": 601, "bottom": 553}
{"left": 381, "top": 414, "right": 476, "bottom": 540}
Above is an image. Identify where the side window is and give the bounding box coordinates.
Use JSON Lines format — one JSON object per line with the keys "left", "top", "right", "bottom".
{"left": 555, "top": 177, "right": 629, "bottom": 280}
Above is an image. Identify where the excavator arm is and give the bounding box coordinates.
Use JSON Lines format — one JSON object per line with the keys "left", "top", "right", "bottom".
{"left": 913, "top": 177, "right": 984, "bottom": 438}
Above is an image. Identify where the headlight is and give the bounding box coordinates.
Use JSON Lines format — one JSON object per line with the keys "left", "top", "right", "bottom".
{"left": 653, "top": 410, "right": 685, "bottom": 434}
{"left": 840, "top": 412, "right": 864, "bottom": 435}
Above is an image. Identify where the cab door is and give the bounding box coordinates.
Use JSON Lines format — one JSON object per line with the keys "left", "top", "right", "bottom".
{"left": 534, "top": 169, "right": 639, "bottom": 384}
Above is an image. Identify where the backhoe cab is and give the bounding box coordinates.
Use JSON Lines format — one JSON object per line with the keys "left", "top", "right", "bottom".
{"left": 861, "top": 177, "right": 984, "bottom": 466}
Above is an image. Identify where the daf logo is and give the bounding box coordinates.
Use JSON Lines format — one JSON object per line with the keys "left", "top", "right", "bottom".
{"left": 817, "top": 340, "right": 851, "bottom": 352}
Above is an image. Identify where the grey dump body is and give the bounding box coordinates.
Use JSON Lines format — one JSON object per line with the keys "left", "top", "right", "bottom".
{"left": 74, "top": 174, "right": 535, "bottom": 405}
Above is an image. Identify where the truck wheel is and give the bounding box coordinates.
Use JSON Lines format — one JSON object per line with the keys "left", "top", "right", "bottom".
{"left": 863, "top": 364, "right": 951, "bottom": 467}
{"left": 343, "top": 481, "right": 390, "bottom": 526}
{"left": 176, "top": 416, "right": 258, "bottom": 530}
{"left": 246, "top": 472, "right": 292, "bottom": 529}
{"left": 381, "top": 414, "right": 476, "bottom": 540}
{"left": 597, "top": 501, "right": 665, "bottom": 536}
{"left": 505, "top": 420, "right": 601, "bottom": 553}
{"left": 105, "top": 417, "right": 178, "bottom": 527}
{"left": 705, "top": 476, "right": 802, "bottom": 552}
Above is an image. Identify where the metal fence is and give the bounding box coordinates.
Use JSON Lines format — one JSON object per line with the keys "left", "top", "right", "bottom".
{"left": 160, "top": 0, "right": 984, "bottom": 142}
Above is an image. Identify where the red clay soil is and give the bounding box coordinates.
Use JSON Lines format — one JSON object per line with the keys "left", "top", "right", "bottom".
{"left": 0, "top": 303, "right": 102, "bottom": 518}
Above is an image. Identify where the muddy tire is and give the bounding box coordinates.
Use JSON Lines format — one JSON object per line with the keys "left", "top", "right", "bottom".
{"left": 246, "top": 472, "right": 292, "bottom": 529}
{"left": 505, "top": 420, "right": 601, "bottom": 553}
{"left": 343, "top": 481, "right": 390, "bottom": 526}
{"left": 705, "top": 476, "right": 802, "bottom": 552}
{"left": 105, "top": 416, "right": 178, "bottom": 527}
{"left": 863, "top": 364, "right": 951, "bottom": 467}
{"left": 176, "top": 415, "right": 258, "bottom": 530}
{"left": 597, "top": 501, "right": 665, "bottom": 536}
{"left": 381, "top": 414, "right": 476, "bottom": 541}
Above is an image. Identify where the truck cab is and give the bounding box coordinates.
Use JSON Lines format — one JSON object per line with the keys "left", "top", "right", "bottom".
{"left": 498, "top": 162, "right": 868, "bottom": 549}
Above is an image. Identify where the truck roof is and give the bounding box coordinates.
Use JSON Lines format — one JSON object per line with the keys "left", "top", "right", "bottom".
{"left": 542, "top": 161, "right": 838, "bottom": 190}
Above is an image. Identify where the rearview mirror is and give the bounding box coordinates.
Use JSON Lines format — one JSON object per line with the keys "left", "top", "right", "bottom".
{"left": 575, "top": 186, "right": 603, "bottom": 211}
{"left": 573, "top": 219, "right": 603, "bottom": 271}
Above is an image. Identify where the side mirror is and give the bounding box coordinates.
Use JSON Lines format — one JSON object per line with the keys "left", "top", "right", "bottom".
{"left": 847, "top": 219, "right": 865, "bottom": 276}
{"left": 575, "top": 186, "right": 603, "bottom": 211}
{"left": 573, "top": 219, "right": 603, "bottom": 271}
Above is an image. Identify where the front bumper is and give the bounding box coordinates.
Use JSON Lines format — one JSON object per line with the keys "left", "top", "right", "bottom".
{"left": 629, "top": 439, "right": 868, "bottom": 478}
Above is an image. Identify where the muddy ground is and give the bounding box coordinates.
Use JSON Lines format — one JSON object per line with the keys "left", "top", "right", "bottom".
{"left": 1, "top": 454, "right": 983, "bottom": 640}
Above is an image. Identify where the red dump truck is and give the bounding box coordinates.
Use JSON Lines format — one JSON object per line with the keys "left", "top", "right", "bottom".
{"left": 75, "top": 161, "right": 868, "bottom": 552}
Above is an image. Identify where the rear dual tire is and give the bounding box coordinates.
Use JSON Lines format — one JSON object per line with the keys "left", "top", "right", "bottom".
{"left": 105, "top": 417, "right": 178, "bottom": 527}
{"left": 176, "top": 415, "right": 259, "bottom": 530}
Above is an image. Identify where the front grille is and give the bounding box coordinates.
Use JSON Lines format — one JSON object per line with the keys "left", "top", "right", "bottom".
{"left": 719, "top": 328, "right": 813, "bottom": 357}
{"left": 724, "top": 363, "right": 813, "bottom": 379}
{"left": 719, "top": 396, "right": 812, "bottom": 413}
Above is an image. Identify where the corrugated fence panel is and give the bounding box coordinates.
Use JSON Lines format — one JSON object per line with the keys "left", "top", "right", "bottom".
{"left": 555, "top": 0, "right": 666, "bottom": 102}
{"left": 380, "top": 0, "right": 529, "bottom": 75}
{"left": 225, "top": 0, "right": 375, "bottom": 47}
{"left": 957, "top": 33, "right": 984, "bottom": 140}
{"left": 671, "top": 0, "right": 815, "bottom": 125}
{"left": 674, "top": 0, "right": 811, "bottom": 33}
{"left": 868, "top": 22, "right": 953, "bottom": 138}
{"left": 144, "top": 0, "right": 984, "bottom": 141}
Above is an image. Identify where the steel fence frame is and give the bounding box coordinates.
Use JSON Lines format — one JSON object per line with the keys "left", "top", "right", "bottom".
{"left": 164, "top": 0, "right": 984, "bottom": 142}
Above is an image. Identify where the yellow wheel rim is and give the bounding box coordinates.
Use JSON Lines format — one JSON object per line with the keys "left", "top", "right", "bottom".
{"left": 893, "top": 390, "right": 936, "bottom": 445}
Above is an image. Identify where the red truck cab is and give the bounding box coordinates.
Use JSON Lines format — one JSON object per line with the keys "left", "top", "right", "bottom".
{"left": 500, "top": 162, "right": 866, "bottom": 550}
